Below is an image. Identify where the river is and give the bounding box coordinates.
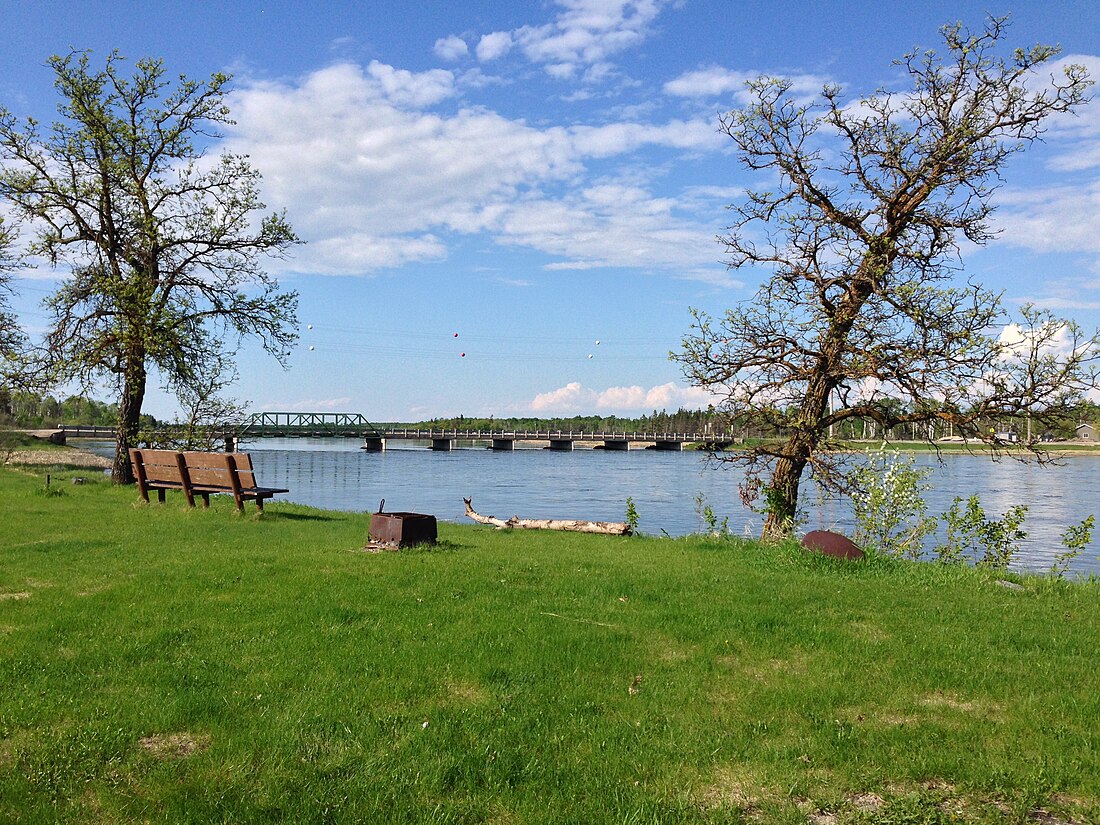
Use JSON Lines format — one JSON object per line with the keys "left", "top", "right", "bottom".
{"left": 248, "top": 438, "right": 1098, "bottom": 578}
{"left": 75, "top": 438, "right": 1100, "bottom": 577}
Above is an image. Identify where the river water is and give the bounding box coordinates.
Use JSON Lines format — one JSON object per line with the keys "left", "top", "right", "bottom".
{"left": 241, "top": 438, "right": 1098, "bottom": 578}
{"left": 76, "top": 438, "right": 1100, "bottom": 576}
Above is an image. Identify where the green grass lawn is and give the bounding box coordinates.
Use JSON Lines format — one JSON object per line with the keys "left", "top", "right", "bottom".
{"left": 1, "top": 465, "right": 1098, "bottom": 824}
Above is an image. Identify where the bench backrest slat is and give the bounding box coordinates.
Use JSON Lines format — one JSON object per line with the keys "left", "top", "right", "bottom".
{"left": 180, "top": 451, "right": 230, "bottom": 486}
{"left": 133, "top": 449, "right": 188, "bottom": 484}
{"left": 181, "top": 451, "right": 257, "bottom": 489}
{"left": 232, "top": 452, "right": 258, "bottom": 488}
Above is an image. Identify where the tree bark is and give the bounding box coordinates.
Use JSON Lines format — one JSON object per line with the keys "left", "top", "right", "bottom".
{"left": 112, "top": 348, "right": 147, "bottom": 484}
{"left": 463, "top": 498, "right": 632, "bottom": 535}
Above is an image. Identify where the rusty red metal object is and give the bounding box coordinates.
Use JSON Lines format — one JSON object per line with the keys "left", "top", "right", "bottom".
{"left": 801, "top": 530, "right": 865, "bottom": 561}
{"left": 369, "top": 511, "right": 438, "bottom": 549}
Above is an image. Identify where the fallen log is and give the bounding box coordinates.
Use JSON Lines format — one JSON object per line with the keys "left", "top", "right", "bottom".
{"left": 463, "top": 497, "right": 632, "bottom": 536}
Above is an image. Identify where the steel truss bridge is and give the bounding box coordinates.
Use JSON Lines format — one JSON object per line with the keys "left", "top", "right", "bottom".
{"left": 62, "top": 412, "right": 738, "bottom": 452}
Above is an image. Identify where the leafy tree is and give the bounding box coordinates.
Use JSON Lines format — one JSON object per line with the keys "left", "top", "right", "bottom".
{"left": 674, "top": 18, "right": 1098, "bottom": 536}
{"left": 0, "top": 216, "right": 27, "bottom": 385}
{"left": 0, "top": 51, "right": 299, "bottom": 482}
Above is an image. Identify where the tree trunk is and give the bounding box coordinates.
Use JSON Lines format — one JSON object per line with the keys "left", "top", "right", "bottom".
{"left": 762, "top": 365, "right": 835, "bottom": 536}
{"left": 112, "top": 349, "right": 147, "bottom": 484}
{"left": 763, "top": 453, "right": 808, "bottom": 537}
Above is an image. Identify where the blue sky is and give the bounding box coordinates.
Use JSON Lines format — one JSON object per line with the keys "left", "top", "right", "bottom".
{"left": 3, "top": 0, "right": 1099, "bottom": 422}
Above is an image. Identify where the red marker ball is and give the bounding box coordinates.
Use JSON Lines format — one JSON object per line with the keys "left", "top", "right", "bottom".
{"left": 453, "top": 332, "right": 459, "bottom": 338}
{"left": 460, "top": 352, "right": 465, "bottom": 357}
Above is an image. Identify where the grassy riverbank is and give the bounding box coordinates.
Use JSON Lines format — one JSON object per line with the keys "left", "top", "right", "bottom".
{"left": 1, "top": 465, "right": 1098, "bottom": 824}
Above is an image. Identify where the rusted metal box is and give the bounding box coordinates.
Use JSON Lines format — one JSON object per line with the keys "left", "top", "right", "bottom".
{"left": 369, "top": 511, "right": 437, "bottom": 549}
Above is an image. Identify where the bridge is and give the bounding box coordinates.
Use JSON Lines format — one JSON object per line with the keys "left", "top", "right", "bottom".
{"left": 60, "top": 412, "right": 738, "bottom": 453}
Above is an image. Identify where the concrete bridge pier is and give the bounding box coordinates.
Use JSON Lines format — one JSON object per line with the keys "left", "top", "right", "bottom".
{"left": 654, "top": 440, "right": 683, "bottom": 451}
{"left": 549, "top": 439, "right": 574, "bottom": 451}
{"left": 491, "top": 438, "right": 515, "bottom": 451}
{"left": 602, "top": 439, "right": 630, "bottom": 451}
{"left": 362, "top": 437, "right": 387, "bottom": 452}
{"left": 223, "top": 435, "right": 239, "bottom": 453}
{"left": 431, "top": 438, "right": 454, "bottom": 451}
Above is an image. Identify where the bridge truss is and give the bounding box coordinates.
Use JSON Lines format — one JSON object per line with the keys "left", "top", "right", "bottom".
{"left": 233, "top": 412, "right": 384, "bottom": 439}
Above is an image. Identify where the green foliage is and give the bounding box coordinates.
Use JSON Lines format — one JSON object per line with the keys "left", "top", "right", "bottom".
{"left": 0, "top": 50, "right": 299, "bottom": 482}
{"left": 693, "top": 492, "right": 730, "bottom": 537}
{"left": 400, "top": 407, "right": 729, "bottom": 435}
{"left": 1052, "top": 515, "right": 1096, "bottom": 578}
{"left": 0, "top": 390, "right": 140, "bottom": 428}
{"left": 850, "top": 445, "right": 937, "bottom": 558}
{"left": 624, "top": 496, "right": 639, "bottom": 534}
{"left": 936, "top": 495, "right": 1029, "bottom": 570}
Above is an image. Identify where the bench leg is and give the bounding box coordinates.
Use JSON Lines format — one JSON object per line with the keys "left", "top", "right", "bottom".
{"left": 201, "top": 493, "right": 210, "bottom": 508}
{"left": 256, "top": 497, "right": 265, "bottom": 512}
{"left": 157, "top": 489, "right": 166, "bottom": 504}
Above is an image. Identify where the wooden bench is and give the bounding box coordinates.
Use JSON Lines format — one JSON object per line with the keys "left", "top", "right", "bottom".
{"left": 129, "top": 448, "right": 289, "bottom": 512}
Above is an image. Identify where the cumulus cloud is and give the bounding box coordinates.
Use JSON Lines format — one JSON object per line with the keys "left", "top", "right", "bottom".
{"left": 477, "top": 31, "right": 514, "bottom": 62}
{"left": 530, "top": 380, "right": 719, "bottom": 414}
{"left": 434, "top": 35, "right": 469, "bottom": 61}
{"left": 470, "top": 0, "right": 670, "bottom": 80}
{"left": 364, "top": 61, "right": 456, "bottom": 108}
{"left": 225, "top": 62, "right": 729, "bottom": 277}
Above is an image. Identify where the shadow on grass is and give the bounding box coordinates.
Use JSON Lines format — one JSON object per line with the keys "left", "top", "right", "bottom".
{"left": 264, "top": 510, "right": 340, "bottom": 522}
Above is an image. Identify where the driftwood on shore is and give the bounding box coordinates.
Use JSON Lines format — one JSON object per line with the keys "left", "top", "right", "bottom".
{"left": 463, "top": 497, "right": 632, "bottom": 535}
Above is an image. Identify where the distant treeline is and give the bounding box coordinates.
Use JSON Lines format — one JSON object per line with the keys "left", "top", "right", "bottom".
{"left": 396, "top": 402, "right": 1100, "bottom": 441}
{"left": 393, "top": 408, "right": 728, "bottom": 434}
{"left": 0, "top": 390, "right": 158, "bottom": 431}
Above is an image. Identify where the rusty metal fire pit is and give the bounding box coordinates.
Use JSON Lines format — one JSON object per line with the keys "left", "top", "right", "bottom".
{"left": 368, "top": 500, "right": 437, "bottom": 549}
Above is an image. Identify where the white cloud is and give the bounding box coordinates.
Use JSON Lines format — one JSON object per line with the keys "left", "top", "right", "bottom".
{"left": 434, "top": 35, "right": 469, "bottom": 61}
{"left": 472, "top": 0, "right": 670, "bottom": 81}
{"left": 225, "top": 62, "right": 731, "bottom": 277}
{"left": 664, "top": 66, "right": 827, "bottom": 103}
{"left": 364, "top": 61, "right": 456, "bottom": 108}
{"left": 532, "top": 381, "right": 595, "bottom": 412}
{"left": 531, "top": 380, "right": 718, "bottom": 414}
{"left": 995, "top": 181, "right": 1100, "bottom": 256}
{"left": 1031, "top": 55, "right": 1100, "bottom": 173}
{"left": 569, "top": 119, "right": 721, "bottom": 156}
{"left": 477, "top": 31, "right": 514, "bottom": 62}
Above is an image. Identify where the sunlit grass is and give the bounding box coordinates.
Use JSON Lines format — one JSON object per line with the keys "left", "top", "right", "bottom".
{"left": 1, "top": 466, "right": 1098, "bottom": 823}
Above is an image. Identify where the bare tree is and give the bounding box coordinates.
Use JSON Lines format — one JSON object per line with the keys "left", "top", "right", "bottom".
{"left": 674, "top": 18, "right": 1097, "bottom": 536}
{"left": 0, "top": 51, "right": 299, "bottom": 482}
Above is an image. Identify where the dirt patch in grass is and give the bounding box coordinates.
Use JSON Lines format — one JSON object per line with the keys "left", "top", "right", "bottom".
{"left": 138, "top": 732, "right": 211, "bottom": 759}
{"left": 0, "top": 592, "right": 31, "bottom": 601}
{"left": 4, "top": 447, "right": 111, "bottom": 469}
{"left": 846, "top": 620, "right": 890, "bottom": 643}
{"left": 693, "top": 765, "right": 777, "bottom": 817}
{"left": 445, "top": 678, "right": 491, "bottom": 706}
{"left": 920, "top": 691, "right": 1003, "bottom": 719}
